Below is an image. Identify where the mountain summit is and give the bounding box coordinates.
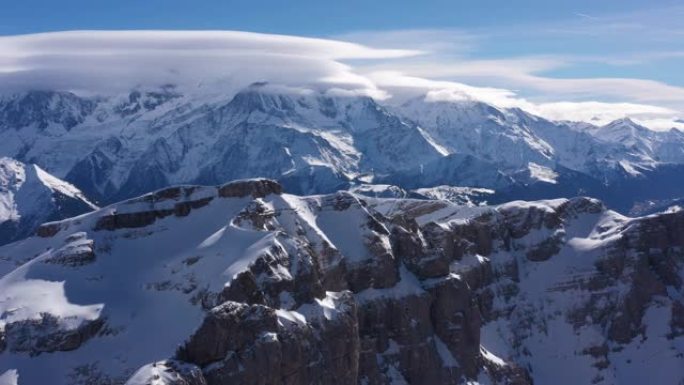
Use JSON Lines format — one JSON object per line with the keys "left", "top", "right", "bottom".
{"left": 0, "top": 157, "right": 96, "bottom": 245}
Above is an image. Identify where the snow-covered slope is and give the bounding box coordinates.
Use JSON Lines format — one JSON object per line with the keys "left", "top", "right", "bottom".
{"left": 588, "top": 118, "right": 684, "bottom": 165}
{"left": 397, "top": 98, "right": 659, "bottom": 178}
{"left": 0, "top": 157, "right": 97, "bottom": 245}
{"left": 0, "top": 84, "right": 443, "bottom": 202}
{"left": 0, "top": 179, "right": 681, "bottom": 385}
{"left": 412, "top": 185, "right": 494, "bottom": 206}
{"left": 471, "top": 199, "right": 684, "bottom": 385}
{"left": 378, "top": 153, "right": 514, "bottom": 190}
{"left": 398, "top": 98, "right": 555, "bottom": 170}
{"left": 348, "top": 184, "right": 494, "bottom": 206}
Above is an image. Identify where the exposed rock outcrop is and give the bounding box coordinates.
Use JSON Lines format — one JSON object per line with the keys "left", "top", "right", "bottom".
{"left": 118, "top": 190, "right": 683, "bottom": 385}
{"left": 3, "top": 314, "right": 104, "bottom": 356}
{"left": 178, "top": 292, "right": 359, "bottom": 385}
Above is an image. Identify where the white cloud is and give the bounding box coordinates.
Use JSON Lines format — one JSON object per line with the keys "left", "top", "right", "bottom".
{"left": 0, "top": 30, "right": 420, "bottom": 95}
{"left": 366, "top": 70, "right": 523, "bottom": 106}
{"left": 335, "top": 29, "right": 477, "bottom": 55}
{"left": 332, "top": 13, "right": 684, "bottom": 130}
{"left": 327, "top": 5, "right": 684, "bottom": 130}
{"left": 530, "top": 101, "right": 678, "bottom": 126}
{"left": 635, "top": 118, "right": 684, "bottom": 131}
{"left": 359, "top": 57, "right": 684, "bottom": 104}
{"left": 365, "top": 70, "right": 682, "bottom": 130}
{"left": 0, "top": 28, "right": 682, "bottom": 131}
{"left": 513, "top": 76, "right": 684, "bottom": 104}
{"left": 0, "top": 30, "right": 420, "bottom": 60}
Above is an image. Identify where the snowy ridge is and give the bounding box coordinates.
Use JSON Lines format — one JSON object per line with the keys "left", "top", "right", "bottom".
{"left": 0, "top": 157, "right": 96, "bottom": 245}
{"left": 414, "top": 185, "right": 494, "bottom": 206}
{"left": 588, "top": 117, "right": 684, "bottom": 165}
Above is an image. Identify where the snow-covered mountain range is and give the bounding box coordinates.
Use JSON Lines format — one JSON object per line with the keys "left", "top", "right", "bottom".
{"left": 1, "top": 84, "right": 683, "bottom": 216}
{"left": 1, "top": 19, "right": 683, "bottom": 385}
{"left": 0, "top": 179, "right": 681, "bottom": 384}
{"left": 0, "top": 83, "right": 683, "bottom": 383}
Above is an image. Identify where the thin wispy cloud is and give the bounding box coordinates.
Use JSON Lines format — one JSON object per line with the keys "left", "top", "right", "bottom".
{"left": 573, "top": 13, "right": 599, "bottom": 21}
{"left": 337, "top": 29, "right": 479, "bottom": 57}
{"left": 331, "top": 4, "right": 684, "bottom": 129}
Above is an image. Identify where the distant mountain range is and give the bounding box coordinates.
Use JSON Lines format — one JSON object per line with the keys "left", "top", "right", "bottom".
{"left": 0, "top": 83, "right": 683, "bottom": 243}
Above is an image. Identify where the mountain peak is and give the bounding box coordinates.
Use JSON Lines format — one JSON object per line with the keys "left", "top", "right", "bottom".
{"left": 223, "top": 83, "right": 394, "bottom": 130}
{"left": 0, "top": 157, "right": 96, "bottom": 244}
{"left": 613, "top": 117, "right": 636, "bottom": 125}
{"left": 0, "top": 90, "right": 96, "bottom": 131}
{"left": 225, "top": 83, "right": 311, "bottom": 115}
{"left": 602, "top": 117, "right": 647, "bottom": 130}
{"left": 595, "top": 117, "right": 652, "bottom": 140}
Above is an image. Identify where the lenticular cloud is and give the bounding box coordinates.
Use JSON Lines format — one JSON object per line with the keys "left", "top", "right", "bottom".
{"left": 0, "top": 30, "right": 420, "bottom": 95}
{"left": 0, "top": 30, "right": 680, "bottom": 128}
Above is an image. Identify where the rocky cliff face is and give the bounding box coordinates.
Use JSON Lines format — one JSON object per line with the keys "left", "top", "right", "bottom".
{"left": 0, "top": 180, "right": 681, "bottom": 384}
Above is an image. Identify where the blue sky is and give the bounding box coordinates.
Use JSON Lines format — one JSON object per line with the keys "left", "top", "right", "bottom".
{"left": 1, "top": 0, "right": 683, "bottom": 128}
{"left": 0, "top": 0, "right": 670, "bottom": 36}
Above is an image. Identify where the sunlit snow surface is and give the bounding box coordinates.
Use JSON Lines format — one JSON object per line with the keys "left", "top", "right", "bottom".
{"left": 0, "top": 184, "right": 394, "bottom": 383}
